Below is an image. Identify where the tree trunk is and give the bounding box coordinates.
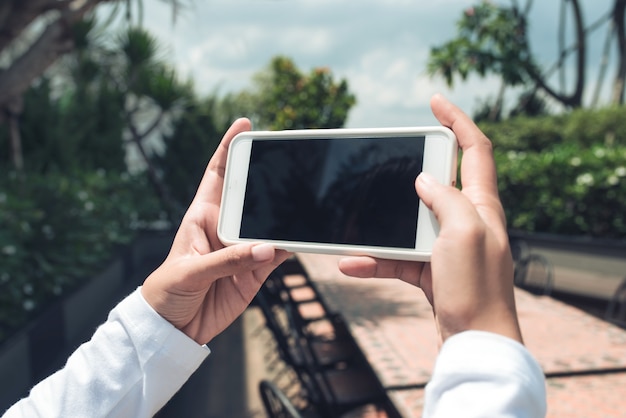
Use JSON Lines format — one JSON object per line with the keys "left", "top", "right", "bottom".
{"left": 0, "top": 0, "right": 117, "bottom": 169}
{"left": 611, "top": 0, "right": 626, "bottom": 104}
{"left": 0, "top": 0, "right": 115, "bottom": 111}
{"left": 488, "top": 81, "right": 507, "bottom": 121}
{"left": 126, "top": 111, "right": 181, "bottom": 223}
{"left": 5, "top": 96, "right": 24, "bottom": 171}
{"left": 528, "top": 0, "right": 586, "bottom": 108}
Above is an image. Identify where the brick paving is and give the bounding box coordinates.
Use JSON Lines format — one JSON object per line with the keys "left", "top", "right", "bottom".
{"left": 297, "top": 253, "right": 626, "bottom": 417}
{"left": 385, "top": 372, "right": 626, "bottom": 418}
{"left": 545, "top": 372, "right": 626, "bottom": 417}
{"left": 515, "top": 290, "right": 626, "bottom": 374}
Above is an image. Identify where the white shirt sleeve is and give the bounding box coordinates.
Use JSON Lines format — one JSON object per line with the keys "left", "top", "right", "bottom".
{"left": 3, "top": 288, "right": 210, "bottom": 418}
{"left": 423, "top": 330, "right": 547, "bottom": 418}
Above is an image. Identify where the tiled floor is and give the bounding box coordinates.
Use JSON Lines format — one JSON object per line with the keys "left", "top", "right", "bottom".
{"left": 387, "top": 373, "right": 626, "bottom": 418}
{"left": 298, "top": 253, "right": 626, "bottom": 418}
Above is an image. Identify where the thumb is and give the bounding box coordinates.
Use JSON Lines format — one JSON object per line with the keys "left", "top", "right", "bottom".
{"left": 186, "top": 243, "right": 279, "bottom": 287}
{"left": 416, "top": 172, "right": 479, "bottom": 228}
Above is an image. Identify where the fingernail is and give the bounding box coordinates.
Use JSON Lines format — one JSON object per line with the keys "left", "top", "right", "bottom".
{"left": 252, "top": 243, "right": 275, "bottom": 261}
{"left": 418, "top": 172, "right": 438, "bottom": 186}
{"left": 416, "top": 173, "right": 438, "bottom": 201}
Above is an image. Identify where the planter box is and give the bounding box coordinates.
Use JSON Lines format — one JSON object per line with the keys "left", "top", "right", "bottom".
{"left": 63, "top": 258, "right": 124, "bottom": 347}
{"left": 0, "top": 229, "right": 175, "bottom": 413}
{"left": 509, "top": 230, "right": 626, "bottom": 300}
{"left": 0, "top": 333, "right": 30, "bottom": 411}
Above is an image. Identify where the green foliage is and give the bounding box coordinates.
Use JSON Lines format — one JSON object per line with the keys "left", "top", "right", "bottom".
{"left": 481, "top": 107, "right": 626, "bottom": 238}
{"left": 0, "top": 77, "right": 126, "bottom": 174}
{"left": 116, "top": 27, "right": 192, "bottom": 112}
{"left": 154, "top": 97, "right": 224, "bottom": 212}
{"left": 428, "top": 1, "right": 535, "bottom": 87}
{"left": 153, "top": 55, "right": 356, "bottom": 218}
{"left": 118, "top": 27, "right": 160, "bottom": 69}
{"left": 0, "top": 170, "right": 162, "bottom": 343}
{"left": 0, "top": 22, "right": 185, "bottom": 343}
{"left": 224, "top": 56, "right": 356, "bottom": 130}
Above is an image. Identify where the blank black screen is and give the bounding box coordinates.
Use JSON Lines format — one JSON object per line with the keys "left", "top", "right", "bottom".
{"left": 240, "top": 136, "right": 425, "bottom": 248}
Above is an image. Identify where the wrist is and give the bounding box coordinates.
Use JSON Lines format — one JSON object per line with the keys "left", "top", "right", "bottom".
{"left": 438, "top": 303, "right": 523, "bottom": 344}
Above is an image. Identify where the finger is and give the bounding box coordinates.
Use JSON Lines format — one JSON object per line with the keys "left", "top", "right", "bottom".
{"left": 184, "top": 243, "right": 281, "bottom": 288}
{"left": 416, "top": 172, "right": 482, "bottom": 231}
{"left": 430, "top": 94, "right": 506, "bottom": 227}
{"left": 338, "top": 256, "right": 424, "bottom": 287}
{"left": 251, "top": 250, "right": 293, "bottom": 282}
{"left": 195, "top": 118, "right": 252, "bottom": 201}
{"left": 430, "top": 94, "right": 498, "bottom": 198}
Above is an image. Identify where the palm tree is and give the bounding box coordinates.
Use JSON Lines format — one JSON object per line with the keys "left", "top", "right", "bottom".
{"left": 0, "top": 0, "right": 188, "bottom": 171}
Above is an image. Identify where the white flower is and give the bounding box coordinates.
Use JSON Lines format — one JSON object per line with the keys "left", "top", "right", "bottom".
{"left": 2, "top": 245, "right": 16, "bottom": 256}
{"left": 615, "top": 166, "right": 626, "bottom": 177}
{"left": 22, "top": 299, "right": 35, "bottom": 311}
{"left": 576, "top": 173, "right": 594, "bottom": 186}
{"left": 570, "top": 157, "right": 582, "bottom": 167}
{"left": 84, "top": 201, "right": 95, "bottom": 211}
{"left": 21, "top": 222, "right": 31, "bottom": 233}
{"left": 507, "top": 151, "right": 518, "bottom": 160}
{"left": 607, "top": 175, "right": 619, "bottom": 186}
{"left": 594, "top": 148, "right": 606, "bottom": 158}
{"left": 77, "top": 190, "right": 89, "bottom": 201}
{"left": 42, "top": 225, "right": 54, "bottom": 239}
{"left": 23, "top": 284, "right": 34, "bottom": 295}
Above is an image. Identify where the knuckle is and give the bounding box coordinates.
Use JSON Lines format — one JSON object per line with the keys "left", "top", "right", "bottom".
{"left": 456, "top": 221, "right": 488, "bottom": 248}
{"left": 225, "top": 249, "right": 246, "bottom": 267}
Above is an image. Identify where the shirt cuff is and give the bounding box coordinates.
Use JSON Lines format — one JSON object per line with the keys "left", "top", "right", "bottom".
{"left": 112, "top": 288, "right": 210, "bottom": 372}
{"left": 425, "top": 330, "right": 547, "bottom": 417}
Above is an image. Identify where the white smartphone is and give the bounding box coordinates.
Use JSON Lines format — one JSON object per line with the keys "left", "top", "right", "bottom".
{"left": 218, "top": 127, "right": 458, "bottom": 261}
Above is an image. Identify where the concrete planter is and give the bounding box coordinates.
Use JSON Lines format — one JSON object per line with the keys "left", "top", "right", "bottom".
{"left": 0, "top": 229, "right": 174, "bottom": 413}
{"left": 63, "top": 258, "right": 124, "bottom": 348}
{"left": 0, "top": 332, "right": 30, "bottom": 411}
{"left": 509, "top": 230, "right": 626, "bottom": 300}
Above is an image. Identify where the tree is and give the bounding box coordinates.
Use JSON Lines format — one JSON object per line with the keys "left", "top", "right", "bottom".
{"left": 113, "top": 27, "right": 193, "bottom": 218}
{"left": 222, "top": 56, "right": 356, "bottom": 130}
{"left": 0, "top": 20, "right": 191, "bottom": 220}
{"left": 428, "top": 0, "right": 626, "bottom": 118}
{"left": 608, "top": 0, "right": 626, "bottom": 104}
{"left": 428, "top": 2, "right": 537, "bottom": 120}
{"left": 153, "top": 56, "right": 357, "bottom": 220}
{"left": 0, "top": 0, "right": 186, "bottom": 170}
{"left": 153, "top": 96, "right": 224, "bottom": 217}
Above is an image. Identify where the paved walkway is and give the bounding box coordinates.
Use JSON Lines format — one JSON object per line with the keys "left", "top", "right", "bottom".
{"left": 145, "top": 245, "right": 626, "bottom": 417}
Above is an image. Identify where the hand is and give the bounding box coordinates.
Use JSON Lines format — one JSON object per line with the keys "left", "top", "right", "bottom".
{"left": 338, "top": 94, "right": 522, "bottom": 344}
{"left": 141, "top": 119, "right": 291, "bottom": 345}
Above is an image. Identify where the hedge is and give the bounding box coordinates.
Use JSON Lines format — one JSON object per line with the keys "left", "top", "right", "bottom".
{"left": 479, "top": 106, "right": 626, "bottom": 238}
{"left": 0, "top": 170, "right": 163, "bottom": 343}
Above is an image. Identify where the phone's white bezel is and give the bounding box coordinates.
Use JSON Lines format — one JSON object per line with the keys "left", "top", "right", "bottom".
{"left": 218, "top": 126, "right": 458, "bottom": 261}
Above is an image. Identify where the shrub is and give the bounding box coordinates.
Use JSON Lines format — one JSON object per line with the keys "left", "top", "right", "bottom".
{"left": 480, "top": 106, "right": 626, "bottom": 238}
{"left": 0, "top": 170, "right": 163, "bottom": 343}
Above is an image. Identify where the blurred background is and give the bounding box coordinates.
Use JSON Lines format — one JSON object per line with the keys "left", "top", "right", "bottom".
{"left": 1, "top": 0, "right": 626, "bottom": 415}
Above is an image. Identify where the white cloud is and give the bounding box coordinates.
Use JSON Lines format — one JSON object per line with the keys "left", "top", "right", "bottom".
{"left": 130, "top": 0, "right": 602, "bottom": 129}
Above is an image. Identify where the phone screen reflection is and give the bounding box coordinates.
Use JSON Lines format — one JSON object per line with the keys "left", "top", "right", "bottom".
{"left": 240, "top": 136, "right": 425, "bottom": 249}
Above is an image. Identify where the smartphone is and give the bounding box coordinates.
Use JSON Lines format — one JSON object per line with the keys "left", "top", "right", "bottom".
{"left": 218, "top": 127, "right": 457, "bottom": 261}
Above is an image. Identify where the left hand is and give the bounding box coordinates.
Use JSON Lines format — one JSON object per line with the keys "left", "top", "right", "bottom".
{"left": 141, "top": 118, "right": 291, "bottom": 345}
{"left": 338, "top": 95, "right": 521, "bottom": 344}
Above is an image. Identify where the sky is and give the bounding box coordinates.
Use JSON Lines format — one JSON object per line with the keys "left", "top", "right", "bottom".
{"left": 120, "top": 0, "right": 614, "bottom": 129}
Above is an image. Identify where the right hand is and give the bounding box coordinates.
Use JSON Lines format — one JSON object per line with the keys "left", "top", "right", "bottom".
{"left": 338, "top": 94, "right": 522, "bottom": 344}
